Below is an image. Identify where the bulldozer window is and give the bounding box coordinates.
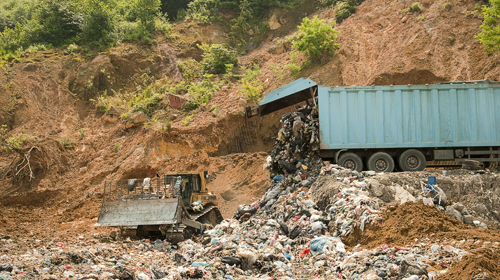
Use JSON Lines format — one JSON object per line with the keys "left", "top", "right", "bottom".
{"left": 182, "top": 182, "right": 191, "bottom": 206}
{"left": 191, "top": 175, "right": 201, "bottom": 193}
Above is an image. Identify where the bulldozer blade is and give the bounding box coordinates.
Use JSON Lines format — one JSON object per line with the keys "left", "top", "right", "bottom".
{"left": 95, "top": 198, "right": 180, "bottom": 227}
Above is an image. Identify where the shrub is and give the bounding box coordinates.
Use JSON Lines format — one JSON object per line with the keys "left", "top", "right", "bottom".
{"left": 182, "top": 116, "right": 191, "bottom": 126}
{"left": 477, "top": 0, "right": 500, "bottom": 53}
{"left": 178, "top": 58, "right": 203, "bottom": 83}
{"left": 77, "top": 128, "right": 86, "bottom": 140}
{"left": 185, "top": 0, "right": 221, "bottom": 23}
{"left": 240, "top": 65, "right": 262, "bottom": 102}
{"left": 29, "top": 0, "right": 82, "bottom": 47}
{"left": 335, "top": 2, "right": 357, "bottom": 23}
{"left": 409, "top": 2, "right": 422, "bottom": 13}
{"left": 186, "top": 74, "right": 220, "bottom": 109}
{"left": 67, "top": 43, "right": 79, "bottom": 53}
{"left": 0, "top": 0, "right": 36, "bottom": 33}
{"left": 289, "top": 16, "right": 340, "bottom": 60}
{"left": 134, "top": 0, "right": 161, "bottom": 33}
{"left": 199, "top": 43, "right": 239, "bottom": 74}
{"left": 0, "top": 124, "right": 8, "bottom": 140}
{"left": 80, "top": 0, "right": 117, "bottom": 48}
{"left": 60, "top": 137, "right": 74, "bottom": 149}
{"left": 4, "top": 133, "right": 36, "bottom": 151}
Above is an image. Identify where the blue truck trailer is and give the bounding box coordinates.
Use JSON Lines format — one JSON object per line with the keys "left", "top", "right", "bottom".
{"left": 247, "top": 78, "right": 500, "bottom": 172}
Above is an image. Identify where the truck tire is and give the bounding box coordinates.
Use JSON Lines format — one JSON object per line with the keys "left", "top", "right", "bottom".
{"left": 338, "top": 153, "right": 363, "bottom": 172}
{"left": 367, "top": 152, "right": 394, "bottom": 172}
{"left": 398, "top": 149, "right": 426, "bottom": 171}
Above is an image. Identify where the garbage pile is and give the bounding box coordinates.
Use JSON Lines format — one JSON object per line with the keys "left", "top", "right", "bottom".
{"left": 0, "top": 104, "right": 496, "bottom": 279}
{"left": 0, "top": 233, "right": 470, "bottom": 280}
{"left": 263, "top": 104, "right": 322, "bottom": 181}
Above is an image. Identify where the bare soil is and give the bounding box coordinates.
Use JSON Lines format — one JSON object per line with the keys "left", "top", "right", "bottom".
{"left": 343, "top": 201, "right": 500, "bottom": 249}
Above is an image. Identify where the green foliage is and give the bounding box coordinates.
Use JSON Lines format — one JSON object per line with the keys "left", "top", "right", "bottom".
{"left": 129, "top": 84, "right": 163, "bottom": 117}
{"left": 240, "top": 65, "right": 262, "bottom": 102}
{"left": 285, "top": 61, "right": 302, "bottom": 76}
{"left": 77, "top": 128, "right": 86, "bottom": 140}
{"left": 4, "top": 133, "right": 36, "bottom": 151}
{"left": 121, "top": 113, "right": 128, "bottom": 119}
{"left": 182, "top": 116, "right": 192, "bottom": 126}
{"left": 26, "top": 44, "right": 49, "bottom": 53}
{"left": 178, "top": 59, "right": 203, "bottom": 83}
{"left": 134, "top": 0, "right": 162, "bottom": 33}
{"left": 477, "top": 0, "right": 500, "bottom": 53}
{"left": 199, "top": 43, "right": 239, "bottom": 74}
{"left": 228, "top": 0, "right": 252, "bottom": 50}
{"left": 0, "top": 125, "right": 8, "bottom": 140}
{"left": 289, "top": 16, "right": 339, "bottom": 60}
{"left": 60, "top": 137, "right": 74, "bottom": 149}
{"left": 186, "top": 0, "right": 222, "bottom": 23}
{"left": 409, "top": 2, "right": 422, "bottom": 13}
{"left": 80, "top": 0, "right": 117, "bottom": 48}
{"left": 160, "top": 0, "right": 190, "bottom": 21}
{"left": 0, "top": 0, "right": 36, "bottom": 33}
{"left": 335, "top": 1, "right": 357, "bottom": 23}
{"left": 114, "top": 142, "right": 120, "bottom": 151}
{"left": 185, "top": 74, "right": 220, "bottom": 109}
{"left": 30, "top": 0, "right": 82, "bottom": 46}
{"left": 320, "top": 0, "right": 338, "bottom": 5}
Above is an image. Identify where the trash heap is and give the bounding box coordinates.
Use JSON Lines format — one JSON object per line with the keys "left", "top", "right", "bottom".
{"left": 0, "top": 104, "right": 490, "bottom": 279}
{"left": 263, "top": 104, "right": 323, "bottom": 182}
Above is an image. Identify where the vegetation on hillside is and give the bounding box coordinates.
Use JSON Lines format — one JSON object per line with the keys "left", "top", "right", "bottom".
{"left": 0, "top": 0, "right": 169, "bottom": 55}
{"left": 478, "top": 0, "right": 500, "bottom": 53}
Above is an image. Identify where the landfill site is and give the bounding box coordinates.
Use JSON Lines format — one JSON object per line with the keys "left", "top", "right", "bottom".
{"left": 1, "top": 102, "right": 500, "bottom": 280}
{"left": 3, "top": 0, "right": 500, "bottom": 278}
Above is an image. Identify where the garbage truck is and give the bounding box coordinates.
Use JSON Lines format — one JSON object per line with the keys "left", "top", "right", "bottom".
{"left": 247, "top": 79, "right": 500, "bottom": 172}
{"left": 95, "top": 172, "right": 223, "bottom": 242}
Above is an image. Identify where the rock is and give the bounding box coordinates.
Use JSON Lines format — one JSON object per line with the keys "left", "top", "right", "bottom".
{"left": 463, "top": 215, "right": 473, "bottom": 224}
{"left": 445, "top": 206, "right": 463, "bottom": 222}
{"left": 472, "top": 204, "right": 488, "bottom": 215}
{"left": 23, "top": 63, "right": 37, "bottom": 72}
{"left": 452, "top": 202, "right": 465, "bottom": 213}
{"left": 167, "top": 94, "right": 188, "bottom": 109}
{"left": 268, "top": 13, "right": 282, "bottom": 30}
{"left": 126, "top": 111, "right": 148, "bottom": 128}
{"left": 101, "top": 114, "right": 118, "bottom": 124}
{"left": 106, "top": 105, "right": 122, "bottom": 116}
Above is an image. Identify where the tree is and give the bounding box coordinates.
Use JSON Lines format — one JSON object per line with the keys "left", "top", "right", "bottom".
{"left": 199, "top": 43, "right": 239, "bottom": 74}
{"left": 134, "top": 0, "right": 162, "bottom": 33}
{"left": 289, "top": 16, "right": 340, "bottom": 60}
{"left": 477, "top": 0, "right": 500, "bottom": 53}
{"left": 31, "top": 0, "right": 82, "bottom": 46}
{"left": 80, "top": 0, "right": 117, "bottom": 48}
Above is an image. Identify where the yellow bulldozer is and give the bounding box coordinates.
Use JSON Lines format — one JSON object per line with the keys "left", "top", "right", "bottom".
{"left": 95, "top": 171, "right": 223, "bottom": 242}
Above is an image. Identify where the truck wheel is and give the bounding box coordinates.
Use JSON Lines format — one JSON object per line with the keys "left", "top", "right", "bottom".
{"left": 338, "top": 153, "right": 363, "bottom": 172}
{"left": 367, "top": 152, "right": 394, "bottom": 172}
{"left": 398, "top": 149, "right": 426, "bottom": 171}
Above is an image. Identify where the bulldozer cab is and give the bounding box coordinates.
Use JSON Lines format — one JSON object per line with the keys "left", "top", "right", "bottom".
{"left": 164, "top": 173, "right": 202, "bottom": 206}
